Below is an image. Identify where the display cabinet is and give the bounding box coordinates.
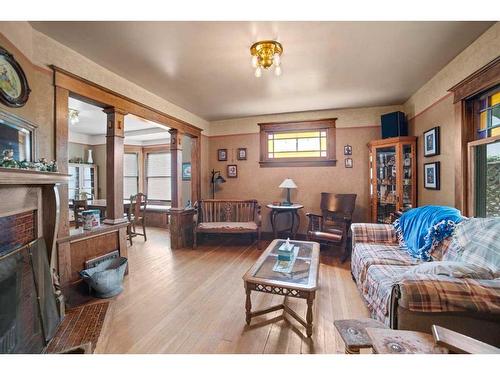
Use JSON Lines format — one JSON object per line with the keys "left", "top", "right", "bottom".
{"left": 68, "top": 163, "right": 98, "bottom": 201}
{"left": 368, "top": 136, "right": 417, "bottom": 223}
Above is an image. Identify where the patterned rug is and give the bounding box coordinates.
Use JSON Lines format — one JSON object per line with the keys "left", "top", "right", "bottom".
{"left": 45, "top": 301, "right": 109, "bottom": 353}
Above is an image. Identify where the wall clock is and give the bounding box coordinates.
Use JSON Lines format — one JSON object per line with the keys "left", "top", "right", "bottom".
{"left": 0, "top": 46, "right": 31, "bottom": 107}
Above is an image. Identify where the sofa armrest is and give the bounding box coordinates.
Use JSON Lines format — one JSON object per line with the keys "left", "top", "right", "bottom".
{"left": 192, "top": 201, "right": 199, "bottom": 226}
{"left": 396, "top": 276, "right": 500, "bottom": 315}
{"left": 351, "top": 223, "right": 397, "bottom": 244}
{"left": 255, "top": 203, "right": 262, "bottom": 227}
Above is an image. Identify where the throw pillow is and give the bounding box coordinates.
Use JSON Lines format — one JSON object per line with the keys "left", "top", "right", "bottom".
{"left": 458, "top": 218, "right": 500, "bottom": 276}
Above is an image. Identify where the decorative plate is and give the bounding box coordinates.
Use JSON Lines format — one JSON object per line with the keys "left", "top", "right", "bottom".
{"left": 0, "top": 46, "right": 30, "bottom": 107}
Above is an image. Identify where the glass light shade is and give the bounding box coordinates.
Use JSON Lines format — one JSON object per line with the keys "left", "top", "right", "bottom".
{"left": 254, "top": 67, "right": 262, "bottom": 78}
{"left": 274, "top": 65, "right": 282, "bottom": 76}
{"left": 279, "top": 178, "right": 297, "bottom": 189}
{"left": 273, "top": 53, "right": 281, "bottom": 66}
{"left": 251, "top": 55, "right": 258, "bottom": 68}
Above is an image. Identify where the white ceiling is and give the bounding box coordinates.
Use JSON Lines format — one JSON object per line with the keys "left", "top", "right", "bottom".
{"left": 68, "top": 97, "right": 170, "bottom": 144}
{"left": 34, "top": 22, "right": 494, "bottom": 121}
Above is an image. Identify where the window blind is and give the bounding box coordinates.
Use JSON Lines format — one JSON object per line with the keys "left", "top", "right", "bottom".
{"left": 146, "top": 152, "right": 171, "bottom": 200}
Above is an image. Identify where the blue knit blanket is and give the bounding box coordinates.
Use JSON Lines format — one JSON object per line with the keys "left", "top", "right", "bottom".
{"left": 393, "top": 206, "right": 464, "bottom": 261}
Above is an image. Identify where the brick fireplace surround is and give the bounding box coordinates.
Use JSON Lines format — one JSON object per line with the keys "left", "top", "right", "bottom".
{"left": 0, "top": 168, "right": 69, "bottom": 353}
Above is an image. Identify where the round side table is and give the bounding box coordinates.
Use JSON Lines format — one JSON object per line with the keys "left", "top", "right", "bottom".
{"left": 266, "top": 204, "right": 304, "bottom": 239}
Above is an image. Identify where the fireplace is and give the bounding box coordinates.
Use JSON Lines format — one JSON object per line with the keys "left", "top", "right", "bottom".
{"left": 0, "top": 167, "right": 69, "bottom": 353}
{"left": 0, "top": 211, "right": 60, "bottom": 353}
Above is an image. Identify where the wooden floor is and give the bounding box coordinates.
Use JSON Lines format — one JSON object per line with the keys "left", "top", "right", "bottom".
{"left": 96, "top": 227, "right": 369, "bottom": 354}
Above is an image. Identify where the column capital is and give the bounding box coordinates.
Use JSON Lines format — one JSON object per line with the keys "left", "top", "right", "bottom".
{"left": 102, "top": 107, "right": 128, "bottom": 115}
{"left": 168, "top": 128, "right": 184, "bottom": 150}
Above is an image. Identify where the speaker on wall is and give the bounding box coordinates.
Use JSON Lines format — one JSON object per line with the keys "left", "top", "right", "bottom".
{"left": 381, "top": 111, "right": 408, "bottom": 139}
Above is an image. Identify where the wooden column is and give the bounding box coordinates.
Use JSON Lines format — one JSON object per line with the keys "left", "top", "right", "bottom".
{"left": 169, "top": 128, "right": 183, "bottom": 208}
{"left": 103, "top": 107, "right": 128, "bottom": 224}
{"left": 168, "top": 208, "right": 195, "bottom": 249}
{"left": 191, "top": 136, "right": 201, "bottom": 205}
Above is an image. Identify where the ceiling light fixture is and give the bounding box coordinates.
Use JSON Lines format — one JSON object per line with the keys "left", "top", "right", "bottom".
{"left": 68, "top": 108, "right": 80, "bottom": 125}
{"left": 250, "top": 40, "right": 283, "bottom": 78}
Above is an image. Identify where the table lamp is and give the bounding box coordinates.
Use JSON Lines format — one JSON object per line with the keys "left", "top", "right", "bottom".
{"left": 279, "top": 178, "right": 297, "bottom": 206}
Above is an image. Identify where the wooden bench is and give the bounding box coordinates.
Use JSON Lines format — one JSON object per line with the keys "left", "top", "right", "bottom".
{"left": 193, "top": 199, "right": 261, "bottom": 249}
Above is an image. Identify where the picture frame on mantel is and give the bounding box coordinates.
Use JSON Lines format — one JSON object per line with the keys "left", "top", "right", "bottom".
{"left": 424, "top": 161, "right": 440, "bottom": 190}
{"left": 423, "top": 126, "right": 440, "bottom": 157}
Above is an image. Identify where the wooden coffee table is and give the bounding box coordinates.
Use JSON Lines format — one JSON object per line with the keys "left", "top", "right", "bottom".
{"left": 242, "top": 239, "right": 320, "bottom": 337}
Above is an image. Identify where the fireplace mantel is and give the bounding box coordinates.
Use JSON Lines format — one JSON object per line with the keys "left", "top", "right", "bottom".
{"left": 0, "top": 167, "right": 69, "bottom": 185}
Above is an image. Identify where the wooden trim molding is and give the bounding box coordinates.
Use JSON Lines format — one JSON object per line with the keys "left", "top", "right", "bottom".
{"left": 448, "top": 56, "right": 500, "bottom": 215}
{"left": 448, "top": 56, "right": 500, "bottom": 103}
{"left": 52, "top": 65, "right": 202, "bottom": 137}
{"left": 258, "top": 118, "right": 337, "bottom": 168}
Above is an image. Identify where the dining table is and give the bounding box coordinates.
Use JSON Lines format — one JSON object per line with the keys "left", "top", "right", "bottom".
{"left": 70, "top": 199, "right": 131, "bottom": 218}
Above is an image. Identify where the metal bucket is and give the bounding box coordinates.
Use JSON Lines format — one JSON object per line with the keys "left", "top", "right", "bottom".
{"left": 79, "top": 257, "right": 128, "bottom": 298}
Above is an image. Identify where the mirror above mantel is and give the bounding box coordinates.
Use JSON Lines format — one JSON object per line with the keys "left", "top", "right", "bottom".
{"left": 0, "top": 109, "right": 37, "bottom": 162}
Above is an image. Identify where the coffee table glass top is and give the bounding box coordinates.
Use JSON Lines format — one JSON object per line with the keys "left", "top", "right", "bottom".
{"left": 247, "top": 239, "right": 319, "bottom": 288}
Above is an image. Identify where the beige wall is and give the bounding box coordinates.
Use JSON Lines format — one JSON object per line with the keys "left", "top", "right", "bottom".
{"left": 181, "top": 136, "right": 192, "bottom": 206}
{"left": 408, "top": 95, "right": 455, "bottom": 207}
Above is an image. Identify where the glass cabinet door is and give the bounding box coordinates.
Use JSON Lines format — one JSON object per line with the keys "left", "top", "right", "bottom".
{"left": 374, "top": 146, "right": 397, "bottom": 223}
{"left": 68, "top": 165, "right": 79, "bottom": 201}
{"left": 400, "top": 143, "right": 415, "bottom": 212}
{"left": 81, "top": 166, "right": 94, "bottom": 197}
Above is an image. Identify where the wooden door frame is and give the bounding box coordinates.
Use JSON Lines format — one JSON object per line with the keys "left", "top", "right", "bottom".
{"left": 53, "top": 66, "right": 203, "bottom": 235}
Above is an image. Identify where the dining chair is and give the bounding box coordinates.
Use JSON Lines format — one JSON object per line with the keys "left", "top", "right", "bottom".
{"left": 306, "top": 193, "right": 357, "bottom": 262}
{"left": 125, "top": 193, "right": 148, "bottom": 246}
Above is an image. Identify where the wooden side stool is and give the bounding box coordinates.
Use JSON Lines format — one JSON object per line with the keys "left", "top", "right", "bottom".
{"left": 366, "top": 327, "right": 448, "bottom": 354}
{"left": 334, "top": 318, "right": 386, "bottom": 354}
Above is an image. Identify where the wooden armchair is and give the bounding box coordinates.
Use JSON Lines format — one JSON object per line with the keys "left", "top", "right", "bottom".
{"left": 306, "top": 193, "right": 357, "bottom": 262}
{"left": 125, "top": 193, "right": 148, "bottom": 246}
{"left": 193, "top": 199, "right": 261, "bottom": 249}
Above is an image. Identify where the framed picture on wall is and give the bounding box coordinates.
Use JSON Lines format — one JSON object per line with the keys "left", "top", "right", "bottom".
{"left": 182, "top": 162, "right": 191, "bottom": 181}
{"left": 424, "top": 161, "right": 440, "bottom": 190}
{"left": 217, "top": 148, "right": 228, "bottom": 161}
{"left": 343, "top": 145, "right": 352, "bottom": 155}
{"left": 237, "top": 148, "right": 247, "bottom": 160}
{"left": 227, "top": 164, "right": 238, "bottom": 178}
{"left": 344, "top": 158, "right": 353, "bottom": 168}
{"left": 0, "top": 47, "right": 31, "bottom": 108}
{"left": 423, "top": 126, "right": 440, "bottom": 157}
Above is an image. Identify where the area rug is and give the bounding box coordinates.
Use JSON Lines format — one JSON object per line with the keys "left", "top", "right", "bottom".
{"left": 45, "top": 301, "right": 109, "bottom": 354}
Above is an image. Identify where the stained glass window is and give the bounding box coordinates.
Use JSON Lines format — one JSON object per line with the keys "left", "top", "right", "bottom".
{"left": 477, "top": 89, "right": 500, "bottom": 139}
{"left": 267, "top": 130, "right": 328, "bottom": 159}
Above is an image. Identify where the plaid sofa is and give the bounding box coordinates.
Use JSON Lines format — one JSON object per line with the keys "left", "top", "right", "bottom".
{"left": 351, "top": 222, "right": 500, "bottom": 345}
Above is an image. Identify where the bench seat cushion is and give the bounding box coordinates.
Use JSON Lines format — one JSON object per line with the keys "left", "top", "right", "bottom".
{"left": 197, "top": 221, "right": 258, "bottom": 232}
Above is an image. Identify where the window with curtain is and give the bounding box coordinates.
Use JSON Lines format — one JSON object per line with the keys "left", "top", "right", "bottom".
{"left": 259, "top": 119, "right": 336, "bottom": 167}
{"left": 472, "top": 87, "right": 500, "bottom": 217}
{"left": 146, "top": 152, "right": 171, "bottom": 201}
{"left": 123, "top": 153, "right": 139, "bottom": 199}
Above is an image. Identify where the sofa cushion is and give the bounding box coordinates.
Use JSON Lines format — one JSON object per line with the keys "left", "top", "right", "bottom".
{"left": 403, "top": 261, "right": 494, "bottom": 280}
{"left": 458, "top": 219, "right": 500, "bottom": 276}
{"left": 197, "top": 221, "right": 258, "bottom": 232}
{"left": 351, "top": 242, "right": 420, "bottom": 290}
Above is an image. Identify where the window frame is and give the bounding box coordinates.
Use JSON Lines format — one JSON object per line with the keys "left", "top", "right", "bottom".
{"left": 258, "top": 118, "right": 337, "bottom": 167}
{"left": 123, "top": 151, "right": 140, "bottom": 200}
{"left": 145, "top": 150, "right": 172, "bottom": 202}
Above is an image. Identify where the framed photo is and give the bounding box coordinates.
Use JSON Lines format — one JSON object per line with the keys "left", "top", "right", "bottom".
{"left": 182, "top": 162, "right": 191, "bottom": 181}
{"left": 227, "top": 164, "right": 238, "bottom": 178}
{"left": 217, "top": 148, "right": 227, "bottom": 161}
{"left": 343, "top": 145, "right": 352, "bottom": 155}
{"left": 424, "top": 162, "right": 440, "bottom": 190}
{"left": 423, "top": 126, "right": 440, "bottom": 157}
{"left": 237, "top": 148, "right": 247, "bottom": 160}
{"left": 344, "top": 158, "right": 353, "bottom": 168}
{"left": 0, "top": 47, "right": 31, "bottom": 108}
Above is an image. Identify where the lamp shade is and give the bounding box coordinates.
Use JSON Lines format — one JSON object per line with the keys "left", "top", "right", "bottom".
{"left": 279, "top": 178, "right": 297, "bottom": 189}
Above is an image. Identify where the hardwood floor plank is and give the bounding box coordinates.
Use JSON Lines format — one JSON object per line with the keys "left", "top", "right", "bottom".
{"left": 96, "top": 228, "right": 370, "bottom": 354}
